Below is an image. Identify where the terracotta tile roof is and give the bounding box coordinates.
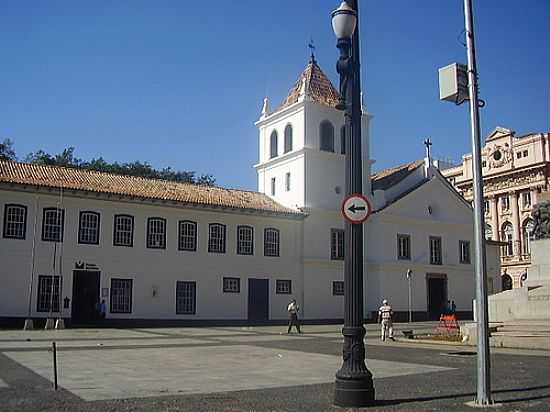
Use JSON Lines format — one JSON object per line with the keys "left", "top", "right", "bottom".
{"left": 276, "top": 58, "right": 341, "bottom": 113}
{"left": 371, "top": 160, "right": 425, "bottom": 191}
{"left": 0, "top": 160, "right": 302, "bottom": 217}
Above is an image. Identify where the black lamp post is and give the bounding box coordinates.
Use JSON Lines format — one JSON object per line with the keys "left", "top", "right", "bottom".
{"left": 331, "top": 0, "right": 375, "bottom": 407}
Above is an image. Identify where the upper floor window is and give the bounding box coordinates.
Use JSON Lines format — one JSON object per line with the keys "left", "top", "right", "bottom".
{"left": 78, "top": 211, "right": 100, "bottom": 245}
{"left": 179, "top": 220, "right": 197, "bottom": 251}
{"left": 208, "top": 223, "right": 226, "bottom": 253}
{"left": 397, "top": 234, "right": 411, "bottom": 260}
{"left": 500, "top": 195, "right": 510, "bottom": 211}
{"left": 521, "top": 192, "right": 531, "bottom": 208}
{"left": 271, "top": 177, "right": 276, "bottom": 196}
{"left": 340, "top": 126, "right": 346, "bottom": 155}
{"left": 522, "top": 219, "right": 534, "bottom": 255}
{"left": 147, "top": 217, "right": 166, "bottom": 249}
{"left": 429, "top": 236, "right": 442, "bottom": 265}
{"left": 270, "top": 130, "right": 278, "bottom": 159}
{"left": 320, "top": 120, "right": 334, "bottom": 152}
{"left": 237, "top": 225, "right": 254, "bottom": 255}
{"left": 501, "top": 222, "right": 514, "bottom": 257}
{"left": 3, "top": 204, "right": 27, "bottom": 239}
{"left": 485, "top": 223, "right": 493, "bottom": 240}
{"left": 264, "top": 228, "right": 280, "bottom": 257}
{"left": 113, "top": 214, "right": 134, "bottom": 247}
{"left": 331, "top": 229, "right": 344, "bottom": 260}
{"left": 484, "top": 200, "right": 490, "bottom": 215}
{"left": 285, "top": 172, "right": 291, "bottom": 192}
{"left": 42, "top": 208, "right": 64, "bottom": 242}
{"left": 284, "top": 124, "right": 293, "bottom": 153}
{"left": 459, "top": 240, "right": 471, "bottom": 264}
{"left": 523, "top": 150, "right": 528, "bottom": 157}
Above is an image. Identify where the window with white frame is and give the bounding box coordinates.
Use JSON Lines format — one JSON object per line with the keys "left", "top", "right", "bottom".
{"left": 459, "top": 240, "right": 471, "bottom": 264}
{"left": 237, "top": 225, "right": 253, "bottom": 255}
{"left": 3, "top": 204, "right": 27, "bottom": 239}
{"left": 179, "top": 220, "right": 197, "bottom": 251}
{"left": 78, "top": 211, "right": 100, "bottom": 244}
{"left": 147, "top": 217, "right": 166, "bottom": 249}
{"left": 340, "top": 126, "right": 346, "bottom": 155}
{"left": 320, "top": 120, "right": 335, "bottom": 152}
{"left": 176, "top": 281, "right": 196, "bottom": 314}
{"left": 264, "top": 228, "right": 280, "bottom": 257}
{"left": 270, "top": 130, "right": 278, "bottom": 159}
{"left": 42, "top": 208, "right": 64, "bottom": 242}
{"left": 223, "top": 277, "right": 240, "bottom": 293}
{"left": 276, "top": 279, "right": 292, "bottom": 294}
{"left": 522, "top": 219, "right": 534, "bottom": 255}
{"left": 110, "top": 278, "right": 132, "bottom": 313}
{"left": 397, "top": 233, "right": 411, "bottom": 260}
{"left": 284, "top": 124, "right": 293, "bottom": 153}
{"left": 271, "top": 177, "right": 276, "bottom": 196}
{"left": 331, "top": 229, "right": 344, "bottom": 260}
{"left": 333, "top": 281, "right": 344, "bottom": 296}
{"left": 429, "top": 236, "right": 442, "bottom": 265}
{"left": 37, "top": 275, "right": 61, "bottom": 312}
{"left": 113, "top": 214, "right": 134, "bottom": 247}
{"left": 501, "top": 195, "right": 510, "bottom": 211}
{"left": 502, "top": 223, "right": 514, "bottom": 257}
{"left": 208, "top": 223, "right": 226, "bottom": 253}
{"left": 285, "top": 172, "right": 291, "bottom": 192}
{"left": 521, "top": 192, "right": 531, "bottom": 208}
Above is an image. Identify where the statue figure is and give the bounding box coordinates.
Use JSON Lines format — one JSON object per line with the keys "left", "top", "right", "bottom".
{"left": 532, "top": 200, "right": 550, "bottom": 240}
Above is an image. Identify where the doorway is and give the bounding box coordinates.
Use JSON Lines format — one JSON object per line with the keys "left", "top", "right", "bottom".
{"left": 427, "top": 274, "right": 447, "bottom": 320}
{"left": 248, "top": 278, "right": 269, "bottom": 322}
{"left": 72, "top": 271, "right": 100, "bottom": 324}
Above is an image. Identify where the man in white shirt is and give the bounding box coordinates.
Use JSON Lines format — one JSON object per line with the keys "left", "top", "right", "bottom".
{"left": 378, "top": 299, "right": 394, "bottom": 341}
{"left": 287, "top": 299, "right": 302, "bottom": 333}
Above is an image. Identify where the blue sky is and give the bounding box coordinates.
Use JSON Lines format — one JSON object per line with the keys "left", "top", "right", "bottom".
{"left": 1, "top": 1, "right": 549, "bottom": 190}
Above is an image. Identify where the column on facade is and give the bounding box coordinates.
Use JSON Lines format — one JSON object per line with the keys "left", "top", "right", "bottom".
{"left": 531, "top": 187, "right": 538, "bottom": 206}
{"left": 489, "top": 196, "right": 499, "bottom": 241}
{"left": 510, "top": 191, "right": 520, "bottom": 256}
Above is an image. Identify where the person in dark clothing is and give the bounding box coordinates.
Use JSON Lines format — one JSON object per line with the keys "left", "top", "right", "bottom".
{"left": 287, "top": 299, "right": 301, "bottom": 333}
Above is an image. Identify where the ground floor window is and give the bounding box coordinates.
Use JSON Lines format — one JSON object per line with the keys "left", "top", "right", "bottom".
{"left": 176, "top": 281, "right": 196, "bottom": 314}
{"left": 110, "top": 278, "right": 133, "bottom": 313}
{"left": 333, "top": 281, "right": 344, "bottom": 296}
{"left": 276, "top": 279, "right": 292, "bottom": 294}
{"left": 223, "top": 277, "right": 240, "bottom": 293}
{"left": 37, "top": 275, "right": 61, "bottom": 312}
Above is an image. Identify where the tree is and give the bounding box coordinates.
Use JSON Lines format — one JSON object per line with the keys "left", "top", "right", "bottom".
{"left": 0, "top": 139, "right": 16, "bottom": 161}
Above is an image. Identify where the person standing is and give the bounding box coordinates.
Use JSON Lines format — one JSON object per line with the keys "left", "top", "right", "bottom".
{"left": 287, "top": 299, "right": 301, "bottom": 334}
{"left": 99, "top": 299, "right": 107, "bottom": 320}
{"left": 378, "top": 299, "right": 394, "bottom": 341}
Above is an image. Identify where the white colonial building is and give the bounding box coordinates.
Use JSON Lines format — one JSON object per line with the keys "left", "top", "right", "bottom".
{"left": 0, "top": 57, "right": 501, "bottom": 327}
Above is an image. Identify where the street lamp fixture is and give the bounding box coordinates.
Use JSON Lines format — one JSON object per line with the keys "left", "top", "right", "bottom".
{"left": 331, "top": 1, "right": 375, "bottom": 407}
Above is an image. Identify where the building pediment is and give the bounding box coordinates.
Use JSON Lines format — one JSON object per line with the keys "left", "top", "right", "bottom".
{"left": 486, "top": 126, "right": 514, "bottom": 142}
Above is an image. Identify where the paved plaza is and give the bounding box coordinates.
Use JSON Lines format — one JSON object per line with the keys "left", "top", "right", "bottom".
{"left": 0, "top": 323, "right": 549, "bottom": 411}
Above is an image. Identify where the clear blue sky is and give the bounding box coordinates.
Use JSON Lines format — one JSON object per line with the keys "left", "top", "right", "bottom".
{"left": 1, "top": 1, "right": 549, "bottom": 190}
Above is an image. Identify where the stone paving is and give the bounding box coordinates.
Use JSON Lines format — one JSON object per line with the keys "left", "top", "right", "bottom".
{"left": 0, "top": 322, "right": 549, "bottom": 411}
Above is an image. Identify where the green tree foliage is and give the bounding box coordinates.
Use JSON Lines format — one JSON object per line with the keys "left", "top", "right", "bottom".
{"left": 23, "top": 146, "right": 215, "bottom": 186}
{"left": 0, "top": 139, "right": 17, "bottom": 161}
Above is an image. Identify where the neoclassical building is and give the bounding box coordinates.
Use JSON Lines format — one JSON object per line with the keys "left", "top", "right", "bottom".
{"left": 442, "top": 127, "right": 550, "bottom": 289}
{"left": 0, "top": 56, "right": 501, "bottom": 326}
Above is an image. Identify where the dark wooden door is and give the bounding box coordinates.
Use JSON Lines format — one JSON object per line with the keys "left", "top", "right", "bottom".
{"left": 72, "top": 271, "right": 100, "bottom": 324}
{"left": 427, "top": 277, "right": 447, "bottom": 320}
{"left": 248, "top": 278, "right": 269, "bottom": 321}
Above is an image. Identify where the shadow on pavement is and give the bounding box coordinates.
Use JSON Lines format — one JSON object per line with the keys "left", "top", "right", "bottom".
{"left": 374, "top": 384, "right": 550, "bottom": 406}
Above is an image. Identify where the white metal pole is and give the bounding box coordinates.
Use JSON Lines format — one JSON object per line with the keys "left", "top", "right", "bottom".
{"left": 463, "top": 0, "right": 492, "bottom": 405}
{"left": 408, "top": 276, "right": 412, "bottom": 323}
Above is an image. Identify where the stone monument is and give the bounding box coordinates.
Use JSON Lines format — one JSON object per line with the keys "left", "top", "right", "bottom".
{"left": 527, "top": 192, "right": 550, "bottom": 287}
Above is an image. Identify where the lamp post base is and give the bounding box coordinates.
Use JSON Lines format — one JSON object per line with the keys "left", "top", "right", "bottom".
{"left": 334, "top": 376, "right": 375, "bottom": 407}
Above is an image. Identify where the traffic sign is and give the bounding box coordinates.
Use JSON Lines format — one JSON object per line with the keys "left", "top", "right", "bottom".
{"left": 341, "top": 193, "right": 372, "bottom": 224}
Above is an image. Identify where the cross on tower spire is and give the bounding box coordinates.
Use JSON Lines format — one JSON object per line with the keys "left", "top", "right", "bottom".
{"left": 424, "top": 138, "right": 433, "bottom": 161}
{"left": 308, "top": 38, "right": 316, "bottom": 63}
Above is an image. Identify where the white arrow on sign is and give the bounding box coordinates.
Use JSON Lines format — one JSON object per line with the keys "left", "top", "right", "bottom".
{"left": 341, "top": 193, "right": 372, "bottom": 224}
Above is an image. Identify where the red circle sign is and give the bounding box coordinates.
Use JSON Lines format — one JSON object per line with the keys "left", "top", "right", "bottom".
{"left": 341, "top": 193, "right": 372, "bottom": 224}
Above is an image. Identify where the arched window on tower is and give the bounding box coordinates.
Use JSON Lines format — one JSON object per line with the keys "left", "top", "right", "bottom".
{"left": 485, "top": 223, "right": 493, "bottom": 240}
{"left": 340, "top": 126, "right": 346, "bottom": 155}
{"left": 501, "top": 222, "right": 514, "bottom": 257}
{"left": 522, "top": 218, "right": 534, "bottom": 255}
{"left": 284, "top": 124, "right": 293, "bottom": 154}
{"left": 320, "top": 120, "right": 334, "bottom": 152}
{"left": 270, "top": 130, "right": 278, "bottom": 159}
{"left": 501, "top": 273, "right": 513, "bottom": 291}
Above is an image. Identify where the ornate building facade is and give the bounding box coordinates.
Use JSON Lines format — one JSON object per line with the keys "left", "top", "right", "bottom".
{"left": 442, "top": 127, "right": 550, "bottom": 289}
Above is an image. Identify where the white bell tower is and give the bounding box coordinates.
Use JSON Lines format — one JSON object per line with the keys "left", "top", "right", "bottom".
{"left": 254, "top": 56, "right": 372, "bottom": 212}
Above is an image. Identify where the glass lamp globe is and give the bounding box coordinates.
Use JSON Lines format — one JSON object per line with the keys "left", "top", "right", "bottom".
{"left": 331, "top": 1, "right": 357, "bottom": 40}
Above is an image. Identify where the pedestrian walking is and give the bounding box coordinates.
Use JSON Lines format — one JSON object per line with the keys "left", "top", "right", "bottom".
{"left": 378, "top": 299, "right": 394, "bottom": 341}
{"left": 287, "top": 299, "right": 302, "bottom": 334}
{"left": 99, "top": 300, "right": 107, "bottom": 320}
